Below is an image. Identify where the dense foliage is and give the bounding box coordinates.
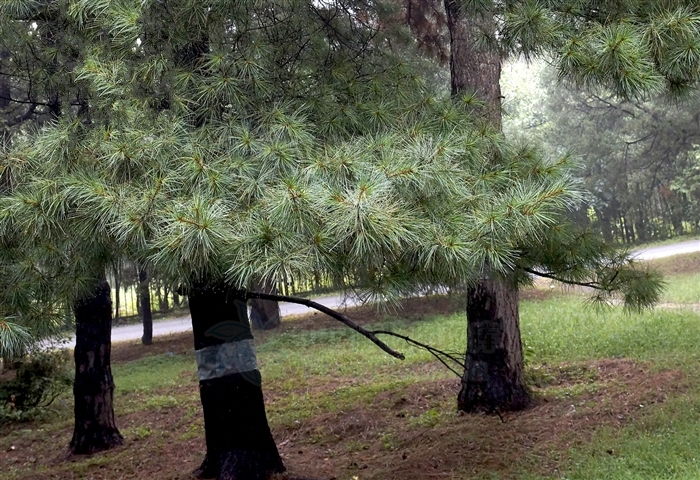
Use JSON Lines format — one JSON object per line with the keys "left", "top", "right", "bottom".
{"left": 0, "top": 0, "right": 677, "bottom": 356}
{"left": 0, "top": 350, "right": 72, "bottom": 422}
{"left": 0, "top": 2, "right": 587, "bottom": 300}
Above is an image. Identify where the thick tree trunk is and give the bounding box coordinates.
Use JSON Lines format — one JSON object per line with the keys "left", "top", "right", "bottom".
{"left": 249, "top": 278, "right": 281, "bottom": 331}
{"left": 445, "top": 1, "right": 531, "bottom": 412}
{"left": 70, "top": 279, "right": 123, "bottom": 454}
{"left": 458, "top": 276, "right": 530, "bottom": 412}
{"left": 188, "top": 282, "right": 284, "bottom": 480}
{"left": 444, "top": 0, "right": 502, "bottom": 127}
{"left": 138, "top": 267, "right": 153, "bottom": 346}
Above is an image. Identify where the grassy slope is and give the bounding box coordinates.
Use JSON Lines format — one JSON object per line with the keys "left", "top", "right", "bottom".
{"left": 2, "top": 254, "right": 700, "bottom": 479}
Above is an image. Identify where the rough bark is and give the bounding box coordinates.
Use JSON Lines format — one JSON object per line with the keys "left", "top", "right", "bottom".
{"left": 444, "top": 0, "right": 502, "bottom": 127}
{"left": 249, "top": 278, "right": 281, "bottom": 331}
{"left": 457, "top": 276, "right": 530, "bottom": 412}
{"left": 188, "top": 282, "right": 284, "bottom": 480}
{"left": 138, "top": 267, "right": 153, "bottom": 346}
{"left": 444, "top": 0, "right": 531, "bottom": 412}
{"left": 70, "top": 279, "right": 123, "bottom": 454}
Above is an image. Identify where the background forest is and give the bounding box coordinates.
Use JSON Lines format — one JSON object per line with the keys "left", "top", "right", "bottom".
{"left": 503, "top": 60, "right": 700, "bottom": 244}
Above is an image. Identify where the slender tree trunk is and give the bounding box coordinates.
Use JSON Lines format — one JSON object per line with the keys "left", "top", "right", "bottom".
{"left": 155, "top": 281, "right": 164, "bottom": 311}
{"left": 445, "top": 1, "right": 502, "bottom": 125}
{"left": 445, "top": 0, "right": 531, "bottom": 412}
{"left": 162, "top": 284, "right": 170, "bottom": 311}
{"left": 249, "top": 278, "right": 281, "bottom": 331}
{"left": 70, "top": 278, "right": 123, "bottom": 454}
{"left": 188, "top": 282, "right": 285, "bottom": 479}
{"left": 138, "top": 267, "right": 153, "bottom": 346}
{"left": 594, "top": 207, "right": 614, "bottom": 243}
{"left": 113, "top": 261, "right": 121, "bottom": 321}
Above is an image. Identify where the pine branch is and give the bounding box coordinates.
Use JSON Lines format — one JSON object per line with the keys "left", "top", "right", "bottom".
{"left": 524, "top": 267, "right": 617, "bottom": 290}
{"left": 245, "top": 290, "right": 406, "bottom": 360}
{"left": 371, "top": 329, "right": 464, "bottom": 377}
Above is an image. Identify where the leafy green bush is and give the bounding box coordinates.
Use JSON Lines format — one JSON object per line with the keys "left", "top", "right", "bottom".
{"left": 0, "top": 350, "right": 72, "bottom": 422}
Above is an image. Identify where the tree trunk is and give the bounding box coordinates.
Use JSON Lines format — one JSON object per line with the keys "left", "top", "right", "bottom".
{"left": 444, "top": 0, "right": 502, "bottom": 127}
{"left": 113, "top": 262, "right": 121, "bottom": 321}
{"left": 138, "top": 267, "right": 153, "bottom": 346}
{"left": 70, "top": 278, "right": 123, "bottom": 454}
{"left": 249, "top": 278, "right": 281, "bottom": 331}
{"left": 457, "top": 276, "right": 530, "bottom": 412}
{"left": 444, "top": 0, "right": 531, "bottom": 412}
{"left": 188, "top": 282, "right": 285, "bottom": 480}
{"left": 155, "top": 281, "right": 164, "bottom": 311}
{"left": 162, "top": 284, "right": 171, "bottom": 311}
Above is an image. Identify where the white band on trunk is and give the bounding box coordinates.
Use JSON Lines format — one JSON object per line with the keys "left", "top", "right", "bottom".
{"left": 195, "top": 339, "right": 258, "bottom": 381}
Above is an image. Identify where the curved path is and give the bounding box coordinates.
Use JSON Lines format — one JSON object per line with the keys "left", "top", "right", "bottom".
{"left": 67, "top": 294, "right": 360, "bottom": 347}
{"left": 631, "top": 239, "right": 700, "bottom": 260}
{"left": 66, "top": 239, "right": 700, "bottom": 347}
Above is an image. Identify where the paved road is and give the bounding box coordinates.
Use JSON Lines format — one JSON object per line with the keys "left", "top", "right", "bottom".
{"left": 67, "top": 293, "right": 361, "bottom": 347}
{"left": 632, "top": 239, "right": 700, "bottom": 260}
{"left": 66, "top": 239, "right": 700, "bottom": 346}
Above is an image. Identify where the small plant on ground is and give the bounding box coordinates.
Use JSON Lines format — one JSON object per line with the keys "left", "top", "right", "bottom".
{"left": 0, "top": 350, "right": 72, "bottom": 423}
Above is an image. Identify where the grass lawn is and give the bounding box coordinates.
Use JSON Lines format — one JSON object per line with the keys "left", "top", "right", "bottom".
{"left": 1, "top": 255, "right": 700, "bottom": 479}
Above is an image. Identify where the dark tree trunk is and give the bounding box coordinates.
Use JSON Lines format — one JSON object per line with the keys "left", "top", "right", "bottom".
{"left": 188, "top": 282, "right": 284, "bottom": 480}
{"left": 138, "top": 267, "right": 153, "bottom": 346}
{"left": 249, "top": 278, "right": 281, "bottom": 331}
{"left": 70, "top": 279, "right": 123, "bottom": 454}
{"left": 113, "top": 262, "right": 121, "bottom": 321}
{"left": 444, "top": 0, "right": 502, "bottom": 127}
{"left": 594, "top": 207, "right": 614, "bottom": 243}
{"left": 1, "top": 355, "right": 16, "bottom": 372}
{"left": 458, "top": 276, "right": 530, "bottom": 412}
{"left": 444, "top": 1, "right": 531, "bottom": 412}
{"left": 162, "top": 284, "right": 170, "bottom": 311}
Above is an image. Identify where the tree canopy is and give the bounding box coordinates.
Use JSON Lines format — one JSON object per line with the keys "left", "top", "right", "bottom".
{"left": 0, "top": 2, "right": 579, "bottom": 296}
{"left": 0, "top": 0, "right": 671, "bottom": 358}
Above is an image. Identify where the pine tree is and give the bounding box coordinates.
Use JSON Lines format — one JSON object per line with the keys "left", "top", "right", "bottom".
{"left": 430, "top": 0, "right": 700, "bottom": 413}
{"left": 0, "top": 0, "right": 666, "bottom": 476}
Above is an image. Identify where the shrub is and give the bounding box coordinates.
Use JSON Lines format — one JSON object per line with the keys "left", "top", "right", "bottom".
{"left": 0, "top": 350, "right": 72, "bottom": 422}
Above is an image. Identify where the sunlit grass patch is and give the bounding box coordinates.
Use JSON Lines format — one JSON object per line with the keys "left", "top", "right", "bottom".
{"left": 659, "top": 272, "right": 700, "bottom": 304}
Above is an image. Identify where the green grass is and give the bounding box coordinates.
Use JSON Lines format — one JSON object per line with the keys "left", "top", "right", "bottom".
{"left": 113, "top": 352, "right": 195, "bottom": 393}
{"left": 517, "top": 291, "right": 700, "bottom": 480}
{"left": 527, "top": 394, "right": 700, "bottom": 480}
{"left": 659, "top": 272, "right": 700, "bottom": 304}
{"left": 7, "top": 263, "right": 700, "bottom": 479}
{"left": 522, "top": 297, "right": 700, "bottom": 368}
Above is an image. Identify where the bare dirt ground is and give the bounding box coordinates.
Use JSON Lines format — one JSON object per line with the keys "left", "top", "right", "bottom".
{"left": 648, "top": 251, "right": 700, "bottom": 275}
{"left": 0, "top": 357, "right": 685, "bottom": 480}
{"left": 2, "top": 290, "right": 686, "bottom": 480}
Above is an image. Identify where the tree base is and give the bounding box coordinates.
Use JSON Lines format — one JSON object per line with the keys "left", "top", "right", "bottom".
{"left": 459, "top": 276, "right": 531, "bottom": 413}
{"left": 457, "top": 373, "right": 531, "bottom": 413}
{"left": 194, "top": 449, "right": 286, "bottom": 480}
{"left": 70, "top": 429, "right": 124, "bottom": 455}
{"left": 189, "top": 283, "right": 285, "bottom": 480}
